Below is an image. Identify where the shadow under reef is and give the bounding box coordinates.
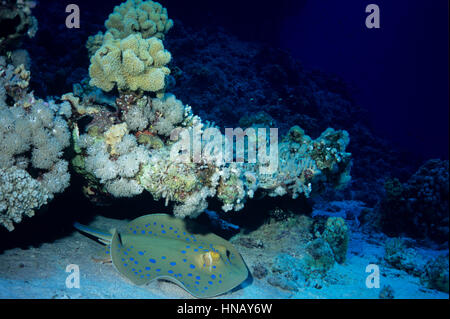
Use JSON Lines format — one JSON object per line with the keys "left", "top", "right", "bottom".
{"left": 0, "top": 170, "right": 314, "bottom": 254}
{"left": 0, "top": 173, "right": 167, "bottom": 253}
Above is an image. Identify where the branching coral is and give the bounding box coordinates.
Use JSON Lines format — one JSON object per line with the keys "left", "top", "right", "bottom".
{"left": 89, "top": 32, "right": 171, "bottom": 94}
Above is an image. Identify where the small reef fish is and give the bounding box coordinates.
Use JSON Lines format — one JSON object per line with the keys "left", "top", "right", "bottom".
{"left": 74, "top": 213, "right": 249, "bottom": 298}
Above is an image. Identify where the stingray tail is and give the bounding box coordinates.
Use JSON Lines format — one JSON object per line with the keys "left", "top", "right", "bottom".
{"left": 73, "top": 222, "right": 112, "bottom": 245}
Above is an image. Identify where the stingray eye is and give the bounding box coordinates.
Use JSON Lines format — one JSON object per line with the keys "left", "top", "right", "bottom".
{"left": 226, "top": 249, "right": 231, "bottom": 260}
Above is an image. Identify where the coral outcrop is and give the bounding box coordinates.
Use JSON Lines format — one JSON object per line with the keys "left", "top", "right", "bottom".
{"left": 69, "top": 0, "right": 354, "bottom": 220}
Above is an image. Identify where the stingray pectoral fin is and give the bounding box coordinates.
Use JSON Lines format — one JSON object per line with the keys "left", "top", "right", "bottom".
{"left": 73, "top": 222, "right": 112, "bottom": 244}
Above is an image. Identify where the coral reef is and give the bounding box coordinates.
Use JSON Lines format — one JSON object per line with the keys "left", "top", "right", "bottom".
{"left": 0, "top": 0, "right": 38, "bottom": 52}
{"left": 372, "top": 159, "right": 449, "bottom": 243}
{"left": 0, "top": 56, "right": 71, "bottom": 231}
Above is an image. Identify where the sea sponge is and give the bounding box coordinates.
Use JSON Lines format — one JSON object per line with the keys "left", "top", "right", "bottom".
{"left": 89, "top": 32, "right": 171, "bottom": 94}
{"left": 105, "top": 0, "right": 173, "bottom": 40}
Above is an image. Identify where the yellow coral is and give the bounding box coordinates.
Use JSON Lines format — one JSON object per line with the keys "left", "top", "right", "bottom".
{"left": 61, "top": 93, "right": 99, "bottom": 115}
{"left": 105, "top": 0, "right": 174, "bottom": 40}
{"left": 89, "top": 33, "right": 171, "bottom": 93}
{"left": 105, "top": 123, "right": 128, "bottom": 155}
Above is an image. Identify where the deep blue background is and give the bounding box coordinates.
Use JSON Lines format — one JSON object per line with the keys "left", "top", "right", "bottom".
{"left": 34, "top": 0, "right": 450, "bottom": 159}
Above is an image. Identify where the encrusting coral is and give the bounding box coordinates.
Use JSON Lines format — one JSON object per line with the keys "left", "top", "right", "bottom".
{"left": 0, "top": 56, "right": 71, "bottom": 231}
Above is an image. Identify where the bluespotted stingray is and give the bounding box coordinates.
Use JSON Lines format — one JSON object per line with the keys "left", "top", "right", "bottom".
{"left": 74, "top": 214, "right": 249, "bottom": 298}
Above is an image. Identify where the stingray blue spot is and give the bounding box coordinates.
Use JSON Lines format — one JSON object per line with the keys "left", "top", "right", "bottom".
{"left": 183, "top": 259, "right": 187, "bottom": 262}
{"left": 134, "top": 261, "right": 138, "bottom": 264}
{"left": 198, "top": 246, "right": 203, "bottom": 249}
{"left": 211, "top": 274, "right": 216, "bottom": 279}
{"left": 193, "top": 239, "right": 197, "bottom": 242}
{"left": 140, "top": 275, "right": 144, "bottom": 278}
{"left": 123, "top": 263, "right": 128, "bottom": 267}
{"left": 194, "top": 249, "right": 198, "bottom": 252}
{"left": 186, "top": 238, "right": 190, "bottom": 241}
{"left": 153, "top": 222, "right": 157, "bottom": 225}
{"left": 168, "top": 270, "right": 174, "bottom": 274}
{"left": 190, "top": 264, "right": 195, "bottom": 269}
{"left": 170, "top": 262, "right": 176, "bottom": 266}
{"left": 161, "top": 230, "right": 166, "bottom": 234}
{"left": 204, "top": 286, "right": 208, "bottom": 290}
{"left": 186, "top": 245, "right": 190, "bottom": 248}
{"left": 129, "top": 257, "right": 134, "bottom": 261}
{"left": 208, "top": 281, "right": 213, "bottom": 285}
{"left": 129, "top": 227, "right": 133, "bottom": 230}
{"left": 161, "top": 224, "right": 164, "bottom": 228}
{"left": 148, "top": 231, "right": 152, "bottom": 234}
{"left": 161, "top": 256, "right": 166, "bottom": 259}
{"left": 149, "top": 258, "right": 156, "bottom": 263}
{"left": 181, "top": 250, "right": 186, "bottom": 254}
{"left": 212, "top": 265, "right": 216, "bottom": 269}
{"left": 196, "top": 276, "right": 201, "bottom": 280}
{"left": 145, "top": 267, "right": 151, "bottom": 270}
{"left": 203, "top": 249, "right": 209, "bottom": 252}
{"left": 147, "top": 274, "right": 150, "bottom": 277}
{"left": 177, "top": 235, "right": 180, "bottom": 238}
{"left": 124, "top": 251, "right": 128, "bottom": 255}
{"left": 130, "top": 246, "right": 133, "bottom": 248}
{"left": 219, "top": 280, "right": 222, "bottom": 283}
{"left": 174, "top": 230, "right": 178, "bottom": 234}
{"left": 145, "top": 224, "right": 148, "bottom": 227}
{"left": 183, "top": 232, "right": 186, "bottom": 235}
{"left": 156, "top": 269, "right": 161, "bottom": 272}
{"left": 105, "top": 251, "right": 110, "bottom": 254}
{"left": 195, "top": 281, "right": 199, "bottom": 285}
{"left": 132, "top": 268, "right": 135, "bottom": 271}
{"left": 121, "top": 258, "right": 125, "bottom": 261}
{"left": 138, "top": 251, "right": 144, "bottom": 255}
{"left": 169, "top": 227, "right": 173, "bottom": 230}
{"left": 136, "top": 226, "right": 139, "bottom": 229}
{"left": 178, "top": 274, "right": 182, "bottom": 278}
{"left": 188, "top": 273, "right": 193, "bottom": 277}
{"left": 219, "top": 274, "right": 222, "bottom": 278}
{"left": 133, "top": 231, "right": 137, "bottom": 234}
{"left": 139, "top": 269, "right": 142, "bottom": 272}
